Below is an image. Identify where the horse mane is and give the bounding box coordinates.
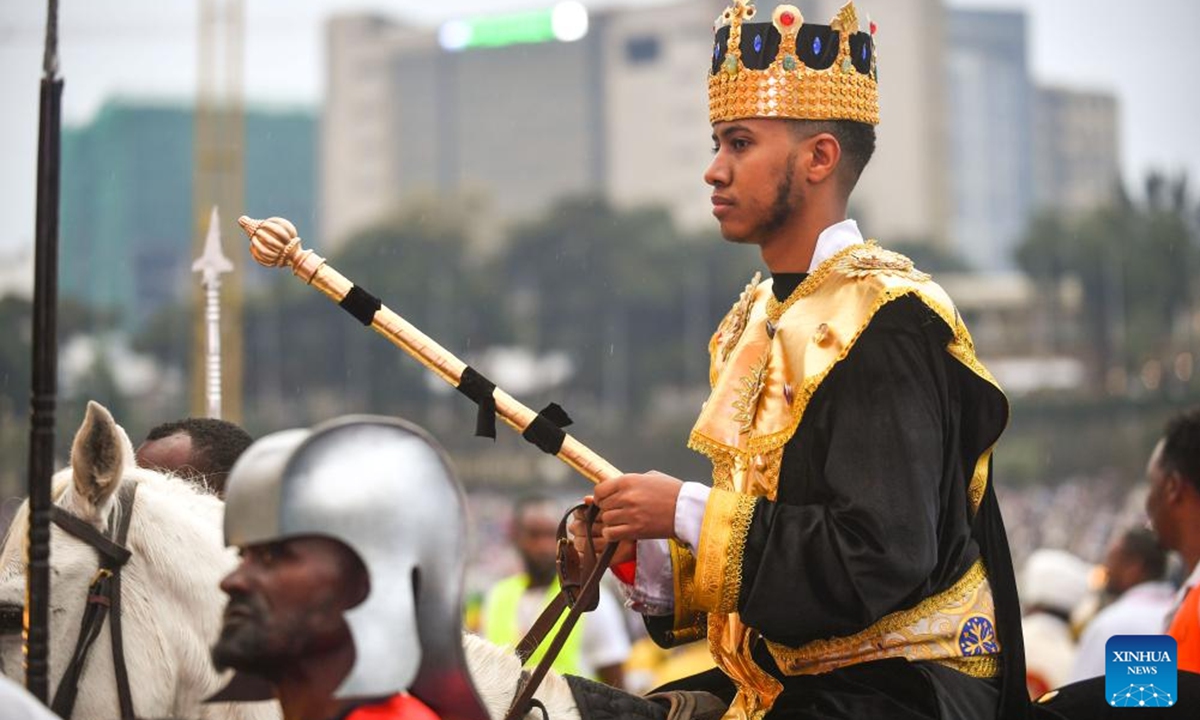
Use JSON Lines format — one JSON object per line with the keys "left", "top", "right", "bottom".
{"left": 461, "top": 632, "right": 579, "bottom": 720}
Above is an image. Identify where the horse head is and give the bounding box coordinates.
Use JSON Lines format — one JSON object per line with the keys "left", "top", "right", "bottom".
{"left": 0, "top": 401, "right": 275, "bottom": 720}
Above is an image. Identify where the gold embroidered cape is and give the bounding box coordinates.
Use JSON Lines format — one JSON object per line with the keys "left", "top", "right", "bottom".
{"left": 664, "top": 244, "right": 1008, "bottom": 720}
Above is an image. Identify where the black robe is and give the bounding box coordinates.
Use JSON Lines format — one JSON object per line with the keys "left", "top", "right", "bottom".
{"left": 653, "top": 274, "right": 1030, "bottom": 720}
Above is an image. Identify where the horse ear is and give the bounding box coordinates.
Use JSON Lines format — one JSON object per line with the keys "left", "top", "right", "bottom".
{"left": 70, "top": 401, "right": 133, "bottom": 514}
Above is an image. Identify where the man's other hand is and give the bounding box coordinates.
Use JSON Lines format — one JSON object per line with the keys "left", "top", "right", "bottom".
{"left": 593, "top": 471, "right": 683, "bottom": 542}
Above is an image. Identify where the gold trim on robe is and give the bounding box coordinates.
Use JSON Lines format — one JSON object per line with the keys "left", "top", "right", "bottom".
{"left": 675, "top": 243, "right": 1008, "bottom": 720}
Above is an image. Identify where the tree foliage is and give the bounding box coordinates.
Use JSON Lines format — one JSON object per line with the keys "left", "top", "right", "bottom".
{"left": 1015, "top": 172, "right": 1198, "bottom": 391}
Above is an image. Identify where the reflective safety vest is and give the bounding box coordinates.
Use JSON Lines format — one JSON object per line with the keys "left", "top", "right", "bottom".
{"left": 482, "top": 574, "right": 587, "bottom": 678}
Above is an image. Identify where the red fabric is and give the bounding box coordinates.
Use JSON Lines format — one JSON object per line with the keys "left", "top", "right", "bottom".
{"left": 611, "top": 544, "right": 637, "bottom": 584}
{"left": 1169, "top": 584, "right": 1200, "bottom": 674}
{"left": 345, "top": 694, "right": 439, "bottom": 720}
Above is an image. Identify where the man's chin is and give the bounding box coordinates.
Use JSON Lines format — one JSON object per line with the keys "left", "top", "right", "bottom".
{"left": 212, "top": 633, "right": 281, "bottom": 677}
{"left": 715, "top": 220, "right": 756, "bottom": 245}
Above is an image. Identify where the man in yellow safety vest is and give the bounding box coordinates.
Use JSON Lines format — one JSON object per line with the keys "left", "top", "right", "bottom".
{"left": 481, "top": 495, "right": 631, "bottom": 687}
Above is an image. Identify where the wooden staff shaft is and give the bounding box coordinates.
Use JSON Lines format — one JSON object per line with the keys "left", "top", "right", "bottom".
{"left": 240, "top": 216, "right": 621, "bottom": 485}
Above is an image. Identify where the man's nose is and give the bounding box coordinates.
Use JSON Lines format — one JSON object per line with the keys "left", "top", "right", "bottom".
{"left": 705, "top": 151, "right": 730, "bottom": 188}
{"left": 220, "top": 561, "right": 251, "bottom": 596}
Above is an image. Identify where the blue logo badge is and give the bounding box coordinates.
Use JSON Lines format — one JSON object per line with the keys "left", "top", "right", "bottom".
{"left": 1105, "top": 635, "right": 1177, "bottom": 708}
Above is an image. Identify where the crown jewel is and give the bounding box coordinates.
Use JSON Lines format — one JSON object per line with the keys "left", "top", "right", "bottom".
{"left": 709, "top": 1, "right": 879, "bottom": 125}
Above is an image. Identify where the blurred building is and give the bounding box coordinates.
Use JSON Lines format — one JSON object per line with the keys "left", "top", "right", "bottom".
{"left": 60, "top": 100, "right": 317, "bottom": 331}
{"left": 1033, "top": 86, "right": 1121, "bottom": 215}
{"left": 322, "top": 0, "right": 951, "bottom": 250}
{"left": 946, "top": 8, "right": 1033, "bottom": 271}
{"left": 0, "top": 246, "right": 33, "bottom": 299}
{"left": 798, "top": 0, "right": 950, "bottom": 246}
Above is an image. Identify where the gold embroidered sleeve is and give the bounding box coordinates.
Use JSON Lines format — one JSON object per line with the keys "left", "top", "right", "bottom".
{"left": 692, "top": 488, "right": 757, "bottom": 614}
{"left": 659, "top": 540, "right": 707, "bottom": 645}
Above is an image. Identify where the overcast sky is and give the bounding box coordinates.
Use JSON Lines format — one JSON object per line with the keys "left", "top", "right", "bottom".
{"left": 1, "top": 0, "right": 1197, "bottom": 253}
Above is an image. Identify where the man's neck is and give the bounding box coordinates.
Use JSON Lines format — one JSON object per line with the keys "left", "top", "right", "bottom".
{"left": 759, "top": 206, "right": 847, "bottom": 273}
{"left": 1180, "top": 541, "right": 1200, "bottom": 582}
{"left": 274, "top": 650, "right": 358, "bottom": 720}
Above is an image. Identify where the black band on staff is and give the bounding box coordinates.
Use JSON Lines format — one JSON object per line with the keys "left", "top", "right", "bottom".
{"left": 339, "top": 285, "right": 382, "bottom": 326}
{"left": 522, "top": 403, "right": 574, "bottom": 455}
{"left": 457, "top": 366, "right": 498, "bottom": 439}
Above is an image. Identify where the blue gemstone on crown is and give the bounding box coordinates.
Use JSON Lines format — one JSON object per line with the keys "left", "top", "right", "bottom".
{"left": 754, "top": 34, "right": 763, "bottom": 53}
{"left": 862, "top": 44, "right": 868, "bottom": 60}
{"left": 714, "top": 43, "right": 719, "bottom": 60}
{"left": 812, "top": 36, "right": 822, "bottom": 55}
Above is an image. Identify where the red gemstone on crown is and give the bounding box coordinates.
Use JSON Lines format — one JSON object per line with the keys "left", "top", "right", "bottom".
{"left": 870, "top": 21, "right": 878, "bottom": 35}
{"left": 780, "top": 12, "right": 795, "bottom": 27}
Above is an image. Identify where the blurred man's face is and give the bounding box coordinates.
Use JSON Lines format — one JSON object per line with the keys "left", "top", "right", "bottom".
{"left": 514, "top": 508, "right": 560, "bottom": 587}
{"left": 135, "top": 432, "right": 198, "bottom": 478}
{"left": 1103, "top": 538, "right": 1138, "bottom": 596}
{"left": 212, "top": 536, "right": 365, "bottom": 678}
{"left": 1144, "top": 440, "right": 1177, "bottom": 550}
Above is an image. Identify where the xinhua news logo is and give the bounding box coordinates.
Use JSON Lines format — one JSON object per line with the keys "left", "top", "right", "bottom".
{"left": 1105, "top": 635, "right": 1178, "bottom": 708}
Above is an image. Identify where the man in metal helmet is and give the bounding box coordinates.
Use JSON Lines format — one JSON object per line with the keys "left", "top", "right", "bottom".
{"left": 211, "top": 416, "right": 490, "bottom": 720}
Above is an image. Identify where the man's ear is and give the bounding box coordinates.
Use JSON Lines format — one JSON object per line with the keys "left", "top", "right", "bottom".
{"left": 803, "top": 133, "right": 842, "bottom": 186}
{"left": 1164, "top": 471, "right": 1187, "bottom": 503}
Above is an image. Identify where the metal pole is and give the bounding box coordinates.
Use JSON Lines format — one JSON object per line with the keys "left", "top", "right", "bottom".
{"left": 193, "top": 206, "right": 233, "bottom": 418}
{"left": 25, "top": 0, "right": 63, "bottom": 702}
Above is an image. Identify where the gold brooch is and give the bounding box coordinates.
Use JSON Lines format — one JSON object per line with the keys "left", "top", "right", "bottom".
{"left": 837, "top": 245, "right": 931, "bottom": 282}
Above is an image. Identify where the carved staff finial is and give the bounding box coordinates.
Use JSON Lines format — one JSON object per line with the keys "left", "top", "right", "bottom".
{"left": 239, "top": 215, "right": 622, "bottom": 486}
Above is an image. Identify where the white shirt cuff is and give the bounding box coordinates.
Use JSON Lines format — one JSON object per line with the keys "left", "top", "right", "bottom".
{"left": 621, "top": 539, "right": 675, "bottom": 616}
{"left": 674, "top": 482, "right": 710, "bottom": 551}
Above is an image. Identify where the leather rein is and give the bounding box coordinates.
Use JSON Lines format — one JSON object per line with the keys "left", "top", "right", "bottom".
{"left": 48, "top": 481, "right": 139, "bottom": 720}
{"left": 503, "top": 503, "right": 618, "bottom": 720}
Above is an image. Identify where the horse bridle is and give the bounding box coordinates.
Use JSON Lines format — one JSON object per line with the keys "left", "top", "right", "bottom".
{"left": 503, "top": 503, "right": 617, "bottom": 720}
{"left": 48, "top": 482, "right": 139, "bottom": 720}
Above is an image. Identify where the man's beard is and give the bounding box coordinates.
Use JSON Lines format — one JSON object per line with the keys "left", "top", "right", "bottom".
{"left": 523, "top": 552, "right": 558, "bottom": 587}
{"left": 726, "top": 149, "right": 800, "bottom": 245}
{"left": 212, "top": 595, "right": 288, "bottom": 678}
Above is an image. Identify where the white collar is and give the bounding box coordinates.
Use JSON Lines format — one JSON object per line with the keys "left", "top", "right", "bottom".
{"left": 1169, "top": 560, "right": 1200, "bottom": 614}
{"left": 1183, "top": 561, "right": 1200, "bottom": 591}
{"left": 807, "top": 219, "right": 864, "bottom": 272}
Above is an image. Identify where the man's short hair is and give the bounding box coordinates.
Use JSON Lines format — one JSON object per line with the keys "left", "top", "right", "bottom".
{"left": 1118, "top": 527, "right": 1167, "bottom": 582}
{"left": 511, "top": 493, "right": 563, "bottom": 530}
{"left": 1161, "top": 407, "right": 1200, "bottom": 493}
{"left": 788, "top": 119, "right": 876, "bottom": 192}
{"left": 146, "top": 417, "right": 253, "bottom": 477}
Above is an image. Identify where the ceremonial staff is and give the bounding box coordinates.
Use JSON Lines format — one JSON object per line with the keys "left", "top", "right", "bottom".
{"left": 238, "top": 216, "right": 622, "bottom": 485}
{"left": 26, "top": 0, "right": 64, "bottom": 701}
{"left": 193, "top": 206, "right": 234, "bottom": 419}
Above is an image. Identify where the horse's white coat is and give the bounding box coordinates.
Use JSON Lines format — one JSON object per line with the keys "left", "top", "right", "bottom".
{"left": 462, "top": 632, "right": 580, "bottom": 720}
{"left": 0, "top": 403, "right": 276, "bottom": 720}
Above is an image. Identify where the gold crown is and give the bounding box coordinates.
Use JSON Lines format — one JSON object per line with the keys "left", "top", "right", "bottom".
{"left": 709, "top": 1, "right": 879, "bottom": 125}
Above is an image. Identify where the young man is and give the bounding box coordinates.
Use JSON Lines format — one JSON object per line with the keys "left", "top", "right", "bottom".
{"left": 211, "top": 417, "right": 490, "bottom": 720}
{"left": 575, "top": 2, "right": 1027, "bottom": 718}
{"left": 480, "top": 496, "right": 631, "bottom": 687}
{"left": 1145, "top": 408, "right": 1200, "bottom": 673}
{"left": 135, "top": 417, "right": 253, "bottom": 496}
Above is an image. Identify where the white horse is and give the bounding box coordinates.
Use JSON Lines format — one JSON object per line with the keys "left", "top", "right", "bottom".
{"left": 464, "top": 633, "right": 580, "bottom": 720}
{"left": 0, "top": 402, "right": 277, "bottom": 720}
{"left": 0, "top": 402, "right": 587, "bottom": 720}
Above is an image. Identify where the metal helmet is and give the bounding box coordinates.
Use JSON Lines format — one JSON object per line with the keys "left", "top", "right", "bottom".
{"left": 220, "top": 416, "right": 488, "bottom": 719}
